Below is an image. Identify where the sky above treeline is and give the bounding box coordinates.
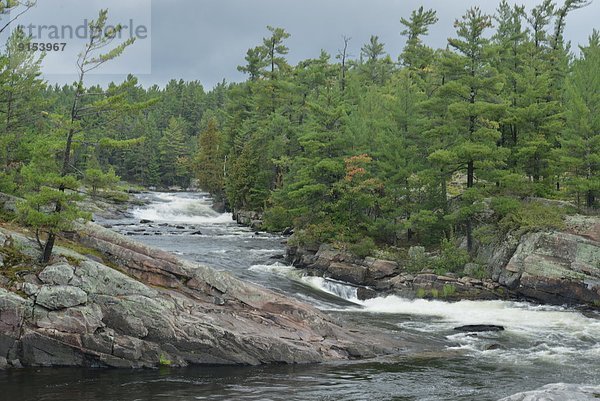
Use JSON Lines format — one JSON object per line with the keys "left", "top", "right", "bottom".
{"left": 3, "top": 0, "right": 599, "bottom": 89}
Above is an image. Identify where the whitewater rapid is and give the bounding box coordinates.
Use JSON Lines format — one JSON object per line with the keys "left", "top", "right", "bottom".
{"left": 131, "top": 192, "right": 232, "bottom": 224}
{"left": 116, "top": 192, "right": 600, "bottom": 399}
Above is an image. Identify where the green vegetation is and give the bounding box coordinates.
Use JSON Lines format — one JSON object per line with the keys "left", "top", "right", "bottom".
{"left": 0, "top": 1, "right": 598, "bottom": 264}
{"left": 433, "top": 240, "right": 470, "bottom": 275}
{"left": 0, "top": 235, "right": 37, "bottom": 283}
{"left": 406, "top": 246, "right": 429, "bottom": 273}
{"left": 442, "top": 284, "right": 457, "bottom": 298}
{"left": 415, "top": 285, "right": 457, "bottom": 299}
{"left": 497, "top": 200, "right": 567, "bottom": 236}
{"left": 159, "top": 355, "right": 172, "bottom": 366}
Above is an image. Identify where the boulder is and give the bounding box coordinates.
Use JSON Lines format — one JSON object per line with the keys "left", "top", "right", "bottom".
{"left": 498, "top": 229, "right": 600, "bottom": 305}
{"left": 0, "top": 289, "right": 33, "bottom": 338}
{"left": 21, "top": 283, "right": 39, "bottom": 297}
{"left": 463, "top": 263, "right": 485, "bottom": 278}
{"left": 233, "top": 210, "right": 263, "bottom": 228}
{"left": 34, "top": 304, "right": 103, "bottom": 334}
{"left": 413, "top": 274, "right": 440, "bottom": 288}
{"left": 365, "top": 258, "right": 398, "bottom": 280}
{"left": 327, "top": 262, "right": 367, "bottom": 285}
{"left": 36, "top": 286, "right": 88, "bottom": 310}
{"left": 38, "top": 263, "right": 74, "bottom": 286}
{"left": 20, "top": 330, "right": 85, "bottom": 367}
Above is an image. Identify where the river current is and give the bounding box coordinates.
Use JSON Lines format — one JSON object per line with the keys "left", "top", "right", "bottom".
{"left": 1, "top": 192, "right": 599, "bottom": 400}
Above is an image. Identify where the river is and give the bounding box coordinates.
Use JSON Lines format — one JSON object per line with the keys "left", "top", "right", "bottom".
{"left": 1, "top": 192, "right": 599, "bottom": 400}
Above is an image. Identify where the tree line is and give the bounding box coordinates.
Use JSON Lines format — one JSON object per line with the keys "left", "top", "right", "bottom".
{"left": 0, "top": 0, "right": 598, "bottom": 263}
{"left": 217, "top": 1, "right": 599, "bottom": 254}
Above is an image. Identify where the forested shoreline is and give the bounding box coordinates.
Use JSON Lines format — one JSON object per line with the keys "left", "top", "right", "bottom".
{"left": 0, "top": 0, "right": 598, "bottom": 265}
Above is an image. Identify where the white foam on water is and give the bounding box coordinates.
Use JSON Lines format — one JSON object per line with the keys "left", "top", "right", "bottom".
{"left": 302, "top": 277, "right": 600, "bottom": 367}
{"left": 300, "top": 276, "right": 359, "bottom": 301}
{"left": 353, "top": 295, "right": 600, "bottom": 367}
{"left": 498, "top": 383, "right": 600, "bottom": 401}
{"left": 355, "top": 295, "right": 598, "bottom": 332}
{"left": 249, "top": 263, "right": 296, "bottom": 275}
{"left": 132, "top": 192, "right": 233, "bottom": 224}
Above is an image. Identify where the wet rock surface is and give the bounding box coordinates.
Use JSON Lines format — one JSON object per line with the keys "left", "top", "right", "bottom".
{"left": 453, "top": 325, "right": 505, "bottom": 333}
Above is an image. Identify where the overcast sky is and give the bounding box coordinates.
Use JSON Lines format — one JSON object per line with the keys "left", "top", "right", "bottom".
{"left": 3, "top": 0, "right": 599, "bottom": 89}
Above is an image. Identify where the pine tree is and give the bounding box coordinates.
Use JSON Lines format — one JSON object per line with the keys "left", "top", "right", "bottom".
{"left": 194, "top": 117, "right": 225, "bottom": 199}
{"left": 400, "top": 6, "right": 439, "bottom": 74}
{"left": 560, "top": 31, "right": 600, "bottom": 208}
{"left": 493, "top": 1, "right": 527, "bottom": 149}
{"left": 158, "top": 116, "right": 189, "bottom": 187}
{"left": 0, "top": 27, "right": 46, "bottom": 169}
{"left": 19, "top": 9, "right": 139, "bottom": 263}
{"left": 359, "top": 35, "right": 394, "bottom": 85}
{"left": 428, "top": 7, "right": 508, "bottom": 252}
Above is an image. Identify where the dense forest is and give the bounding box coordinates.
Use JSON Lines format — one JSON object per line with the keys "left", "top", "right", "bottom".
{"left": 0, "top": 0, "right": 598, "bottom": 263}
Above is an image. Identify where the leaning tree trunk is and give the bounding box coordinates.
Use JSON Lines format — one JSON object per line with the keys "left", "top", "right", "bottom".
{"left": 41, "top": 232, "right": 56, "bottom": 264}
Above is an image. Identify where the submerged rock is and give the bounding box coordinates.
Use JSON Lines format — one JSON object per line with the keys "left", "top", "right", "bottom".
{"left": 454, "top": 325, "right": 505, "bottom": 333}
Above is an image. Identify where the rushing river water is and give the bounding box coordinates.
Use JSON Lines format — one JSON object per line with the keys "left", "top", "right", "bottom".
{"left": 1, "top": 192, "right": 599, "bottom": 401}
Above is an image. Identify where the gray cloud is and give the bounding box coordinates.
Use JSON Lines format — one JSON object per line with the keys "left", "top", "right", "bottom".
{"left": 6, "top": 0, "right": 599, "bottom": 89}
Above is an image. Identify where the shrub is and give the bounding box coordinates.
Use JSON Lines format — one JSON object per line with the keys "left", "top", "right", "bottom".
{"left": 442, "top": 284, "right": 457, "bottom": 298}
{"left": 290, "top": 221, "right": 339, "bottom": 248}
{"left": 263, "top": 206, "right": 292, "bottom": 232}
{"left": 473, "top": 224, "right": 498, "bottom": 245}
{"left": 159, "top": 355, "right": 171, "bottom": 366}
{"left": 406, "top": 246, "right": 429, "bottom": 273}
{"left": 83, "top": 168, "right": 120, "bottom": 196}
{"left": 498, "top": 200, "right": 565, "bottom": 237}
{"left": 491, "top": 196, "right": 520, "bottom": 218}
{"left": 100, "top": 190, "right": 130, "bottom": 204}
{"left": 434, "top": 239, "right": 470, "bottom": 275}
{"left": 347, "top": 237, "right": 376, "bottom": 258}
{"left": 408, "top": 209, "right": 446, "bottom": 246}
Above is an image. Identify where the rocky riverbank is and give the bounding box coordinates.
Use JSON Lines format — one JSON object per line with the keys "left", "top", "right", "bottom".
{"left": 286, "top": 244, "right": 511, "bottom": 302}
{"left": 0, "top": 217, "right": 409, "bottom": 369}
{"left": 232, "top": 209, "right": 263, "bottom": 231}
{"left": 286, "top": 214, "right": 600, "bottom": 307}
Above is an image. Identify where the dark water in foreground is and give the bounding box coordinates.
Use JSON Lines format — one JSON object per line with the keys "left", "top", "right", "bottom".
{"left": 1, "top": 192, "right": 599, "bottom": 401}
